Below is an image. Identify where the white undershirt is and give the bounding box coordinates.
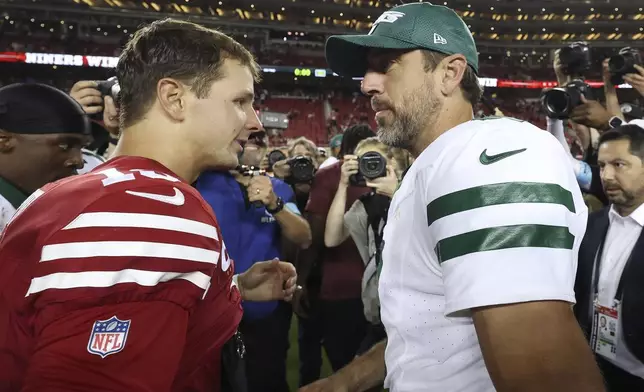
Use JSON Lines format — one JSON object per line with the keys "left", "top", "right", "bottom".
{"left": 597, "top": 203, "right": 644, "bottom": 378}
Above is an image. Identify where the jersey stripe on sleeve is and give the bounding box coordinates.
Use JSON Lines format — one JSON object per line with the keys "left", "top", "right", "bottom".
{"left": 26, "top": 270, "right": 211, "bottom": 296}
{"left": 63, "top": 212, "right": 220, "bottom": 240}
{"left": 435, "top": 224, "right": 574, "bottom": 263}
{"left": 41, "top": 241, "right": 220, "bottom": 263}
{"left": 28, "top": 209, "right": 222, "bottom": 299}
{"left": 426, "top": 182, "right": 575, "bottom": 226}
{"left": 427, "top": 181, "right": 578, "bottom": 264}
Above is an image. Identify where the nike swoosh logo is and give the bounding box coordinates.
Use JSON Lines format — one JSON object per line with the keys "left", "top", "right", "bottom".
{"left": 126, "top": 187, "right": 186, "bottom": 206}
{"left": 479, "top": 148, "right": 527, "bottom": 165}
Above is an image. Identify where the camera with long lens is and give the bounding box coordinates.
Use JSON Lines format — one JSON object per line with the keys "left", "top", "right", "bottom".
{"left": 559, "top": 42, "right": 592, "bottom": 77}
{"left": 350, "top": 151, "right": 387, "bottom": 187}
{"left": 96, "top": 76, "right": 120, "bottom": 101}
{"left": 609, "top": 47, "right": 642, "bottom": 86}
{"left": 285, "top": 156, "right": 316, "bottom": 185}
{"left": 541, "top": 79, "right": 594, "bottom": 120}
{"left": 267, "top": 150, "right": 287, "bottom": 171}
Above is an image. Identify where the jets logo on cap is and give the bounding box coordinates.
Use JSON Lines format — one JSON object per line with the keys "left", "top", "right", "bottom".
{"left": 434, "top": 33, "right": 447, "bottom": 44}
{"left": 368, "top": 11, "right": 405, "bottom": 35}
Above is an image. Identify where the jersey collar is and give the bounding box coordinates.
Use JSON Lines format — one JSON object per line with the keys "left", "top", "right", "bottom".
{"left": 0, "top": 176, "right": 28, "bottom": 209}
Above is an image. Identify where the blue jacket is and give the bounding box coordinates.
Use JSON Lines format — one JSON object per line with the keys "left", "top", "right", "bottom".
{"left": 195, "top": 171, "right": 298, "bottom": 319}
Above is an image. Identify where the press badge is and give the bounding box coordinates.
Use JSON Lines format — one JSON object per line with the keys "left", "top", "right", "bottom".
{"left": 592, "top": 302, "right": 619, "bottom": 360}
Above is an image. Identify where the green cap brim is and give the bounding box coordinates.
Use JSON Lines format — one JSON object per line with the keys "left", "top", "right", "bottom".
{"left": 326, "top": 34, "right": 418, "bottom": 78}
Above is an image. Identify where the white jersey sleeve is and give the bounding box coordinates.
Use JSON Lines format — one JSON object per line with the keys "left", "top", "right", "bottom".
{"left": 422, "top": 118, "right": 588, "bottom": 316}
{"left": 0, "top": 195, "right": 16, "bottom": 233}
{"left": 78, "top": 149, "right": 107, "bottom": 175}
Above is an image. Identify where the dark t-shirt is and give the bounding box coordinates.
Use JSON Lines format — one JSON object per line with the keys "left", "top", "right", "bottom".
{"left": 306, "top": 162, "right": 369, "bottom": 300}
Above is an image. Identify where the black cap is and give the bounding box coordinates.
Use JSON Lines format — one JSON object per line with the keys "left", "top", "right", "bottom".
{"left": 0, "top": 83, "right": 90, "bottom": 135}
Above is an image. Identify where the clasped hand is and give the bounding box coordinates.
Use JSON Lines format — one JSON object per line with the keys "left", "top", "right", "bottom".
{"left": 247, "top": 175, "right": 278, "bottom": 209}
{"left": 238, "top": 259, "right": 298, "bottom": 302}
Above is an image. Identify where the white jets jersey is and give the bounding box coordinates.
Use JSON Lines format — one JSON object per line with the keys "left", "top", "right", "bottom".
{"left": 379, "top": 117, "right": 588, "bottom": 392}
{"left": 78, "top": 149, "right": 107, "bottom": 175}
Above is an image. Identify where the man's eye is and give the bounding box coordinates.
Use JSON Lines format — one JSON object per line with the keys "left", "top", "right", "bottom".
{"left": 59, "top": 143, "right": 70, "bottom": 151}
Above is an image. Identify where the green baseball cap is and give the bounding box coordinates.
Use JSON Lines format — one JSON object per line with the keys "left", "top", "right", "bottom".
{"left": 325, "top": 2, "right": 478, "bottom": 77}
{"left": 329, "top": 134, "right": 343, "bottom": 148}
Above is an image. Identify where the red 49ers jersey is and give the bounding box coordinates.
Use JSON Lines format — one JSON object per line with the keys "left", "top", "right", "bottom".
{"left": 0, "top": 156, "right": 242, "bottom": 392}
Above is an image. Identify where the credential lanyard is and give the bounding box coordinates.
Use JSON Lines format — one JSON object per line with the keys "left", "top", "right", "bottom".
{"left": 591, "top": 235, "right": 636, "bottom": 312}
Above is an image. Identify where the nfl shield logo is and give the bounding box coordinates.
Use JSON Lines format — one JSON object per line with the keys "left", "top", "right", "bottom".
{"left": 87, "top": 316, "right": 131, "bottom": 358}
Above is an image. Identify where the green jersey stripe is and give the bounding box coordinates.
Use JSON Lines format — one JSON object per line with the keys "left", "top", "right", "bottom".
{"left": 426, "top": 182, "right": 575, "bottom": 226}
{"left": 434, "top": 224, "right": 574, "bottom": 263}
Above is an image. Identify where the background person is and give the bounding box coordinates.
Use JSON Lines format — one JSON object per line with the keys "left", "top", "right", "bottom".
{"left": 0, "top": 83, "right": 88, "bottom": 231}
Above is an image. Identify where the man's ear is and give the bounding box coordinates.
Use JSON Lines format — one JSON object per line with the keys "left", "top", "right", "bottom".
{"left": 156, "top": 78, "right": 187, "bottom": 122}
{"left": 0, "top": 130, "right": 16, "bottom": 153}
{"left": 439, "top": 54, "right": 468, "bottom": 96}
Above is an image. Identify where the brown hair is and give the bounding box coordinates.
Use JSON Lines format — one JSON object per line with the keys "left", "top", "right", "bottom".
{"left": 422, "top": 50, "right": 482, "bottom": 107}
{"left": 116, "top": 18, "right": 261, "bottom": 127}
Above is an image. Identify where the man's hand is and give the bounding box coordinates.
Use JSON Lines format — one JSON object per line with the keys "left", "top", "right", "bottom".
{"left": 103, "top": 95, "right": 120, "bottom": 135}
{"left": 272, "top": 159, "right": 290, "bottom": 179}
{"left": 473, "top": 301, "right": 605, "bottom": 392}
{"left": 602, "top": 58, "right": 614, "bottom": 90}
{"left": 570, "top": 96, "right": 612, "bottom": 131}
{"left": 553, "top": 49, "right": 571, "bottom": 86}
{"left": 247, "top": 175, "right": 278, "bottom": 209}
{"left": 299, "top": 375, "right": 350, "bottom": 392}
{"left": 69, "top": 80, "right": 103, "bottom": 114}
{"left": 238, "top": 259, "right": 298, "bottom": 302}
{"left": 624, "top": 64, "right": 644, "bottom": 97}
{"left": 366, "top": 166, "right": 398, "bottom": 198}
{"left": 340, "top": 155, "right": 359, "bottom": 186}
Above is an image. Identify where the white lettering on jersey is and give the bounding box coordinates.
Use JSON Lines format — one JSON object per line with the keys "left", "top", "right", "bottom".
{"left": 95, "top": 168, "right": 180, "bottom": 187}
{"left": 368, "top": 11, "right": 405, "bottom": 35}
{"left": 126, "top": 187, "right": 186, "bottom": 206}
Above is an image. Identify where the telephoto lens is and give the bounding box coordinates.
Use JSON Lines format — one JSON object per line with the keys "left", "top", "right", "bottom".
{"left": 541, "top": 80, "right": 593, "bottom": 119}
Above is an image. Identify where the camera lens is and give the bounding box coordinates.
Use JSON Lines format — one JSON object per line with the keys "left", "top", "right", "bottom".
{"left": 547, "top": 90, "right": 570, "bottom": 115}
{"left": 359, "top": 151, "right": 387, "bottom": 179}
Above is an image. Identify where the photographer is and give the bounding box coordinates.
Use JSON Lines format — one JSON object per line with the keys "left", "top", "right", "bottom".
{"left": 69, "top": 79, "right": 121, "bottom": 164}
{"left": 69, "top": 80, "right": 120, "bottom": 135}
{"left": 196, "top": 129, "right": 311, "bottom": 392}
{"left": 547, "top": 47, "right": 616, "bottom": 205}
{"left": 324, "top": 137, "right": 398, "bottom": 362}
{"left": 296, "top": 124, "right": 374, "bottom": 386}
{"left": 272, "top": 137, "right": 320, "bottom": 201}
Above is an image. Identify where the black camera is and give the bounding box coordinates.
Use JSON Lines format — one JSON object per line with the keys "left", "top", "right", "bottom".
{"left": 236, "top": 165, "right": 266, "bottom": 208}
{"left": 285, "top": 156, "right": 315, "bottom": 184}
{"left": 559, "top": 42, "right": 592, "bottom": 77}
{"left": 237, "top": 165, "right": 265, "bottom": 177}
{"left": 350, "top": 151, "right": 387, "bottom": 187}
{"left": 96, "top": 76, "right": 120, "bottom": 101}
{"left": 541, "top": 79, "right": 594, "bottom": 119}
{"left": 609, "top": 47, "right": 642, "bottom": 86}
{"left": 267, "top": 150, "right": 287, "bottom": 171}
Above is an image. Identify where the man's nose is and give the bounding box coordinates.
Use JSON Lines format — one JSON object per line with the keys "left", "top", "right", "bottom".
{"left": 601, "top": 166, "right": 615, "bottom": 182}
{"left": 66, "top": 150, "right": 84, "bottom": 170}
{"left": 247, "top": 108, "right": 264, "bottom": 133}
{"left": 361, "top": 70, "right": 385, "bottom": 97}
